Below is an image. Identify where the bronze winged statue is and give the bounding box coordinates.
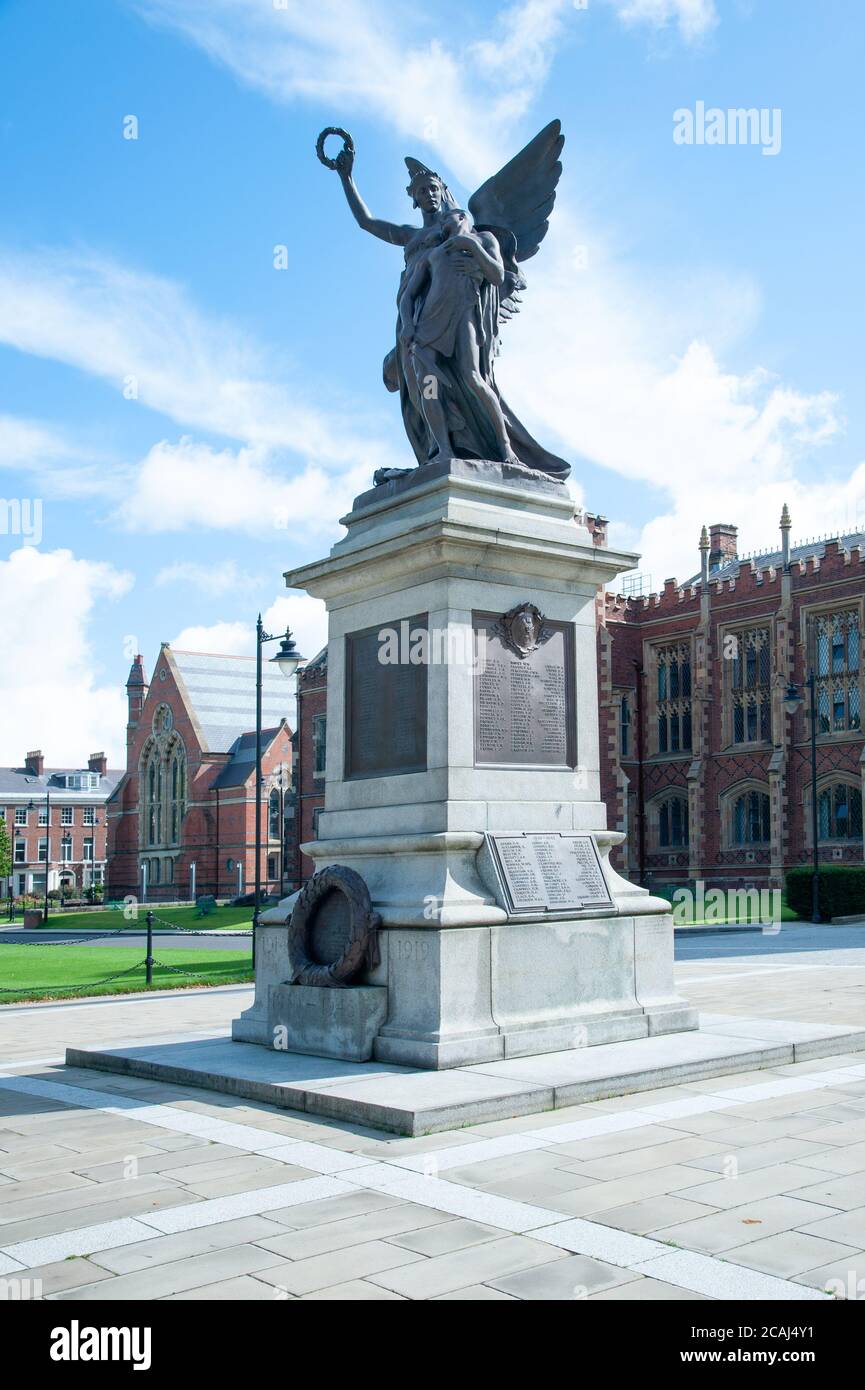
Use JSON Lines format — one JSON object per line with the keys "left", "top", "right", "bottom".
{"left": 318, "top": 121, "right": 569, "bottom": 484}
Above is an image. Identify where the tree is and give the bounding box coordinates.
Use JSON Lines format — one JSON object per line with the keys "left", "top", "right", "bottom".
{"left": 0, "top": 816, "right": 11, "bottom": 884}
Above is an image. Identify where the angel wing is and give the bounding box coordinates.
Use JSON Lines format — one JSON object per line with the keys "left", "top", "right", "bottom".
{"left": 468, "top": 118, "right": 564, "bottom": 264}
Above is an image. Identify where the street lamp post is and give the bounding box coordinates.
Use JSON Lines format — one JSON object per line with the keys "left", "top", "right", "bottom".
{"left": 253, "top": 618, "right": 305, "bottom": 968}
{"left": 26, "top": 786, "right": 51, "bottom": 923}
{"left": 784, "top": 668, "right": 821, "bottom": 924}
{"left": 80, "top": 815, "right": 100, "bottom": 901}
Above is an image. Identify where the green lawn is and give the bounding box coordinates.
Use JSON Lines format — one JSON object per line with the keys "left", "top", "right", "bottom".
{"left": 12, "top": 903, "right": 253, "bottom": 932}
{"left": 657, "top": 890, "right": 800, "bottom": 926}
{"left": 0, "top": 944, "right": 253, "bottom": 1004}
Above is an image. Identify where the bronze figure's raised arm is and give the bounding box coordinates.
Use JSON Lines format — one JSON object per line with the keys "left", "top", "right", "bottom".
{"left": 317, "top": 122, "right": 570, "bottom": 484}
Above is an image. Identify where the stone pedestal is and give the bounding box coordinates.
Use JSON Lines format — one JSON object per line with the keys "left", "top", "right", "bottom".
{"left": 235, "top": 459, "right": 697, "bottom": 1068}
{"left": 269, "top": 983, "right": 388, "bottom": 1061}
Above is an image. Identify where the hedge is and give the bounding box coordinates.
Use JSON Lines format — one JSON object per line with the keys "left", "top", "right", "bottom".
{"left": 785, "top": 865, "right": 865, "bottom": 920}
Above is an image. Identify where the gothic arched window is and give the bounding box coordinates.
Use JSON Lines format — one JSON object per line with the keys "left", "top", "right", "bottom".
{"left": 657, "top": 794, "right": 689, "bottom": 848}
{"left": 732, "top": 789, "right": 771, "bottom": 845}
{"left": 817, "top": 782, "right": 863, "bottom": 841}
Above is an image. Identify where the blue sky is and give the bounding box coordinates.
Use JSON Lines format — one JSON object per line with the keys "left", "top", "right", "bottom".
{"left": 1, "top": 0, "right": 863, "bottom": 762}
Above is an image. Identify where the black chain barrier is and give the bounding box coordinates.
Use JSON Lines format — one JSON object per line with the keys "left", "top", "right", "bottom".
{"left": 0, "top": 961, "right": 150, "bottom": 996}
{"left": 0, "top": 908, "right": 252, "bottom": 998}
{"left": 0, "top": 926, "right": 132, "bottom": 947}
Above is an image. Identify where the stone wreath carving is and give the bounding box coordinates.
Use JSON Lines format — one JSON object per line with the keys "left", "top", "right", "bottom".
{"left": 493, "top": 602, "right": 555, "bottom": 660}
{"left": 288, "top": 864, "right": 381, "bottom": 988}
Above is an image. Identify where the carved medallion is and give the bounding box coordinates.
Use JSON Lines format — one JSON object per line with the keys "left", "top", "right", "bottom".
{"left": 288, "top": 864, "right": 381, "bottom": 989}
{"left": 492, "top": 603, "right": 554, "bottom": 660}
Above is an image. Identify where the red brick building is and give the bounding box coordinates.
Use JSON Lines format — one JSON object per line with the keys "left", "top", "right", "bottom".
{"left": 106, "top": 644, "right": 296, "bottom": 903}
{"left": 292, "top": 507, "right": 864, "bottom": 894}
{"left": 294, "top": 648, "right": 328, "bottom": 883}
{"left": 599, "top": 508, "right": 864, "bottom": 892}
{"left": 0, "top": 750, "right": 119, "bottom": 900}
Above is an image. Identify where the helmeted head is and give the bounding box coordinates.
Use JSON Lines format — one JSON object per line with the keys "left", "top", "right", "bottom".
{"left": 405, "top": 158, "right": 457, "bottom": 215}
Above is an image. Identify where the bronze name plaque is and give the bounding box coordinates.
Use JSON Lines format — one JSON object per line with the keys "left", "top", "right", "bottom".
{"left": 344, "top": 614, "right": 428, "bottom": 779}
{"left": 489, "top": 833, "right": 613, "bottom": 913}
{"left": 473, "top": 608, "right": 576, "bottom": 768}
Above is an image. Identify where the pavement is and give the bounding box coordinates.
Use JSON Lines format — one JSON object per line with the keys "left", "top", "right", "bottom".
{"left": 1, "top": 923, "right": 864, "bottom": 1301}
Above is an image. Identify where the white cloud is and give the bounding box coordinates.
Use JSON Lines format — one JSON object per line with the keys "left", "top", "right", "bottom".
{"left": 0, "top": 250, "right": 388, "bottom": 463}
{"left": 495, "top": 208, "right": 842, "bottom": 585}
{"left": 171, "top": 594, "right": 327, "bottom": 665}
{"left": 0, "top": 548, "right": 133, "bottom": 765}
{"left": 0, "top": 414, "right": 117, "bottom": 498}
{"left": 133, "top": 0, "right": 571, "bottom": 182}
{"left": 171, "top": 593, "right": 328, "bottom": 734}
{"left": 170, "top": 620, "right": 252, "bottom": 656}
{"left": 626, "top": 459, "right": 865, "bottom": 592}
{"left": 116, "top": 437, "right": 371, "bottom": 536}
{"left": 605, "top": 0, "right": 718, "bottom": 43}
{"left": 262, "top": 593, "right": 329, "bottom": 666}
{"left": 128, "top": 0, "right": 841, "bottom": 600}
{"left": 155, "top": 559, "right": 260, "bottom": 596}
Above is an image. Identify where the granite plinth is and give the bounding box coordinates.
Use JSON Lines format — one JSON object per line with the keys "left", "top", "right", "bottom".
{"left": 67, "top": 1016, "right": 865, "bottom": 1136}
{"left": 268, "top": 983, "right": 388, "bottom": 1062}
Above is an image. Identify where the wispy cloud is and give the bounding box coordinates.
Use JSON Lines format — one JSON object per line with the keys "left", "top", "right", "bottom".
{"left": 132, "top": 0, "right": 572, "bottom": 182}
{"left": 116, "top": 437, "right": 371, "bottom": 536}
{"left": 155, "top": 558, "right": 261, "bottom": 596}
{"left": 0, "top": 413, "right": 119, "bottom": 498}
{"left": 495, "top": 206, "right": 842, "bottom": 583}
{"left": 171, "top": 593, "right": 326, "bottom": 662}
{"left": 0, "top": 547, "right": 132, "bottom": 764}
{"left": 605, "top": 0, "right": 718, "bottom": 44}
{"left": 0, "top": 249, "right": 387, "bottom": 462}
{"left": 0, "top": 250, "right": 402, "bottom": 532}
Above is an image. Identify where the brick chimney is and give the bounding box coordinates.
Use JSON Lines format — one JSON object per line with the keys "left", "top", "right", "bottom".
{"left": 708, "top": 523, "right": 738, "bottom": 571}
{"left": 126, "top": 654, "right": 149, "bottom": 745}
{"left": 88, "top": 752, "right": 108, "bottom": 776}
{"left": 24, "top": 749, "right": 44, "bottom": 776}
{"left": 584, "top": 513, "right": 609, "bottom": 547}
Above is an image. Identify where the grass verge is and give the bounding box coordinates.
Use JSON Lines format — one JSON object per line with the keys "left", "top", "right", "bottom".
{"left": 9, "top": 903, "right": 254, "bottom": 932}
{"left": 0, "top": 945, "right": 253, "bottom": 1004}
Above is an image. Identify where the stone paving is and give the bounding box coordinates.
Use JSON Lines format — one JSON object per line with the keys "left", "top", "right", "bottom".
{"left": 1, "top": 928, "right": 864, "bottom": 1301}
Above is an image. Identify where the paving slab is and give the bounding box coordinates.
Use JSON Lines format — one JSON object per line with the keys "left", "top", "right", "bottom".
{"left": 250, "top": 1204, "right": 448, "bottom": 1261}
{"left": 589, "top": 1277, "right": 711, "bottom": 1300}
{"left": 630, "top": 1248, "right": 828, "bottom": 1300}
{"left": 302, "top": 1279, "right": 407, "bottom": 1300}
{"left": 65, "top": 1016, "right": 865, "bottom": 1136}
{"left": 653, "top": 1195, "right": 845, "bottom": 1255}
{"left": 88, "top": 1216, "right": 287, "bottom": 1274}
{"left": 592, "top": 1195, "right": 718, "bottom": 1235}
{"left": 168, "top": 1275, "right": 288, "bottom": 1300}
{"left": 48, "top": 1243, "right": 281, "bottom": 1301}
{"left": 4, "top": 1256, "right": 114, "bottom": 1295}
{"left": 254, "top": 1240, "right": 426, "bottom": 1296}
{"left": 433, "top": 1283, "right": 517, "bottom": 1300}
{"left": 488, "top": 1252, "right": 638, "bottom": 1299}
{"left": 721, "top": 1230, "right": 858, "bottom": 1278}
{"left": 366, "top": 1234, "right": 565, "bottom": 1299}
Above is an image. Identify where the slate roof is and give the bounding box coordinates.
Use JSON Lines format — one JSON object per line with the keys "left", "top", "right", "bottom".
{"left": 171, "top": 650, "right": 294, "bottom": 754}
{"left": 0, "top": 768, "right": 122, "bottom": 802}
{"left": 685, "top": 529, "right": 865, "bottom": 589}
{"left": 211, "top": 728, "right": 286, "bottom": 789}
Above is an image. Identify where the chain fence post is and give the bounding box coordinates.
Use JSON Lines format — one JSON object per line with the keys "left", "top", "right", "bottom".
{"left": 145, "top": 910, "right": 154, "bottom": 987}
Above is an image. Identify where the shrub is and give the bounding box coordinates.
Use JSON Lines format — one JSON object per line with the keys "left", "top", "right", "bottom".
{"left": 785, "top": 865, "right": 865, "bottom": 920}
